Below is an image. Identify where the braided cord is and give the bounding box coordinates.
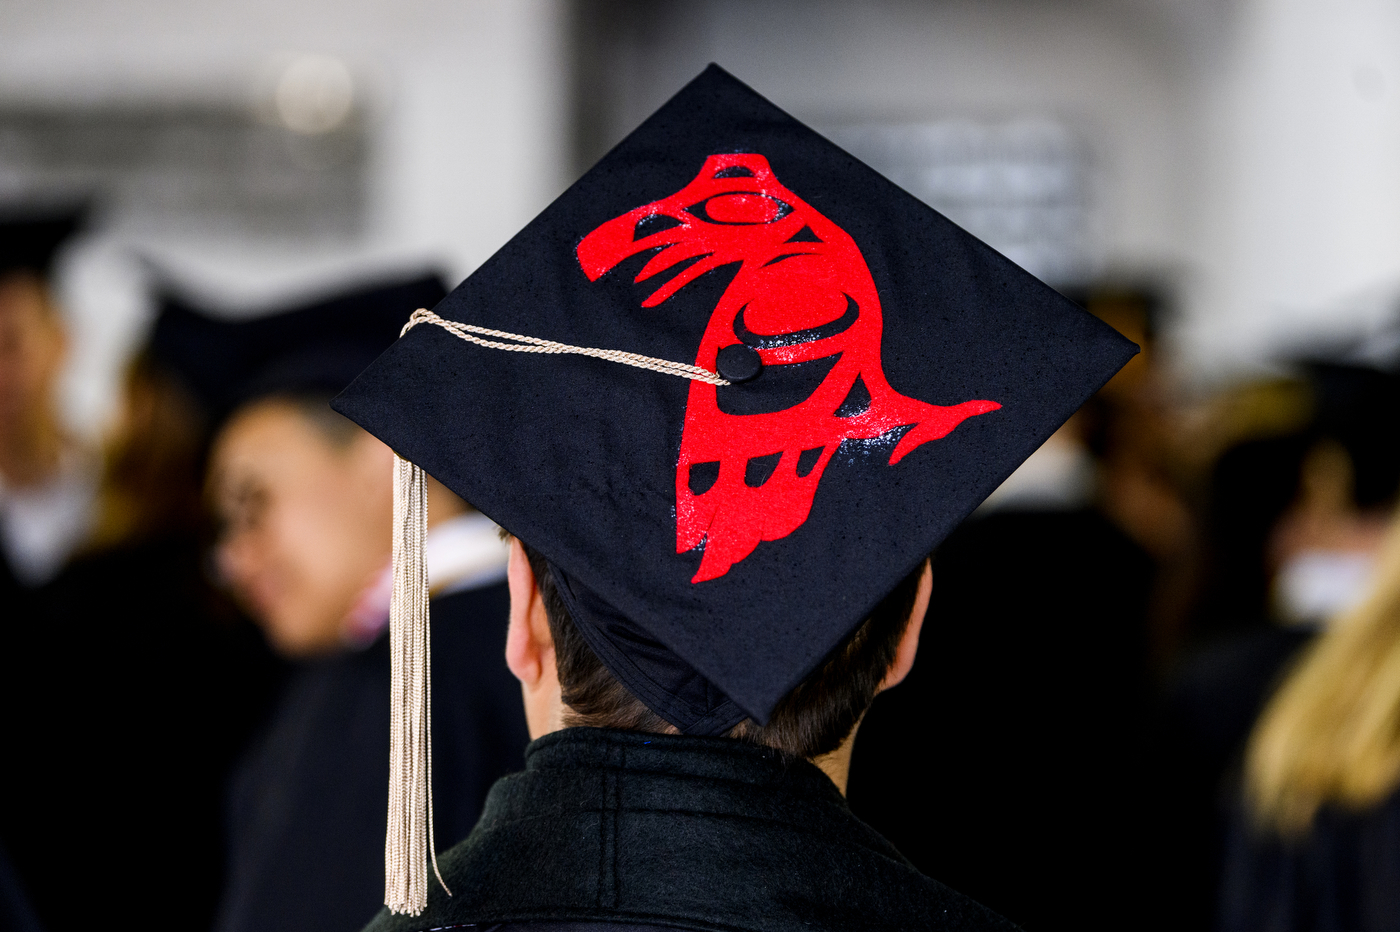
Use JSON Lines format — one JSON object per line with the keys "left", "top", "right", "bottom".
{"left": 401, "top": 308, "right": 730, "bottom": 387}
{"left": 385, "top": 456, "right": 450, "bottom": 915}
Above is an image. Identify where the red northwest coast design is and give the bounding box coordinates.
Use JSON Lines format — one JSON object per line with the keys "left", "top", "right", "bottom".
{"left": 577, "top": 153, "right": 1000, "bottom": 583}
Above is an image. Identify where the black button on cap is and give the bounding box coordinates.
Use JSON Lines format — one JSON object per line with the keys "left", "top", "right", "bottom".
{"left": 716, "top": 343, "right": 763, "bottom": 383}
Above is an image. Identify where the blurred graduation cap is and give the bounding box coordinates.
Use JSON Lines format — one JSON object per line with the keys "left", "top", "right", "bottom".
{"left": 148, "top": 273, "right": 449, "bottom": 426}
{"left": 332, "top": 64, "right": 1137, "bottom": 914}
{"left": 1270, "top": 304, "right": 1400, "bottom": 510}
{"left": 1293, "top": 360, "right": 1400, "bottom": 509}
{"left": 0, "top": 204, "right": 87, "bottom": 280}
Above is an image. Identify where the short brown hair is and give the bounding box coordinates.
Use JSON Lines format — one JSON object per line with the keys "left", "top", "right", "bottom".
{"left": 521, "top": 543, "right": 924, "bottom": 759}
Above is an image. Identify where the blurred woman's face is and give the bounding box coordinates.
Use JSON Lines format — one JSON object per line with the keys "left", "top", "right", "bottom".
{"left": 0, "top": 274, "right": 65, "bottom": 442}
{"left": 210, "top": 400, "right": 393, "bottom": 658}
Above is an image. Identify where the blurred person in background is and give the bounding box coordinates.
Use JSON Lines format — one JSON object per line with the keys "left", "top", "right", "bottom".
{"left": 0, "top": 300, "right": 284, "bottom": 929}
{"left": 1189, "top": 365, "right": 1398, "bottom": 643}
{"left": 1219, "top": 505, "right": 1400, "bottom": 931}
{"left": 149, "top": 274, "right": 529, "bottom": 932}
{"left": 1077, "top": 287, "right": 1199, "bottom": 664}
{"left": 0, "top": 206, "right": 282, "bottom": 932}
{"left": 0, "top": 840, "right": 42, "bottom": 932}
{"left": 1266, "top": 365, "right": 1399, "bottom": 631}
{"left": 845, "top": 285, "right": 1167, "bottom": 932}
{"left": 1157, "top": 362, "right": 1400, "bottom": 929}
{"left": 0, "top": 207, "right": 99, "bottom": 597}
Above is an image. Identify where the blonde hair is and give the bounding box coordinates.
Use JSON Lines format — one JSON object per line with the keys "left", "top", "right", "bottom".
{"left": 1244, "top": 515, "right": 1400, "bottom": 836}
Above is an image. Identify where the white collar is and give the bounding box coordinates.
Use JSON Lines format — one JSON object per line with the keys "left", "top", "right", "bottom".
{"left": 425, "top": 511, "right": 509, "bottom": 595}
{"left": 0, "top": 446, "right": 101, "bottom": 587}
{"left": 340, "top": 511, "right": 508, "bottom": 649}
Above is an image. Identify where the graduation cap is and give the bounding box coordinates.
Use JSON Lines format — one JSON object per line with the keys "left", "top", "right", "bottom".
{"left": 1295, "top": 361, "right": 1400, "bottom": 508}
{"left": 332, "top": 65, "right": 1137, "bottom": 914}
{"left": 0, "top": 205, "right": 86, "bottom": 280}
{"left": 147, "top": 273, "right": 449, "bottom": 426}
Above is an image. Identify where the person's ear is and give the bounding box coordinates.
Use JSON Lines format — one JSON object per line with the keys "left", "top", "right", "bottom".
{"left": 505, "top": 538, "right": 554, "bottom": 686}
{"left": 879, "top": 559, "right": 931, "bottom": 692}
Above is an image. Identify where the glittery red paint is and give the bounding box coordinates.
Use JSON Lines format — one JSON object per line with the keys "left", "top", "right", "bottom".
{"left": 578, "top": 154, "right": 1000, "bottom": 582}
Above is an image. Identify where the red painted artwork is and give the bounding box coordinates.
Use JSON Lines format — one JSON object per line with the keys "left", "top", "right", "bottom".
{"left": 577, "top": 154, "right": 1000, "bottom": 583}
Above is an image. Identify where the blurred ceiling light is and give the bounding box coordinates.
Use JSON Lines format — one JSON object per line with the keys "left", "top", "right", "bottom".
{"left": 275, "top": 55, "right": 355, "bottom": 135}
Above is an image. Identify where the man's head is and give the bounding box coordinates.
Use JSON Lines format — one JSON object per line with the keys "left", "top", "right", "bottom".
{"left": 210, "top": 395, "right": 396, "bottom": 657}
{"left": 504, "top": 535, "right": 930, "bottom": 785}
{"left": 320, "top": 73, "right": 1140, "bottom": 913}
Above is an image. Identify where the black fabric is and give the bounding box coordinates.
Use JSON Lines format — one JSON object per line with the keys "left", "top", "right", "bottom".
{"left": 1151, "top": 626, "right": 1318, "bottom": 931}
{"left": 215, "top": 583, "right": 528, "bottom": 932}
{"left": 363, "top": 727, "right": 1021, "bottom": 932}
{"left": 0, "top": 206, "right": 84, "bottom": 278}
{"left": 0, "top": 841, "right": 43, "bottom": 932}
{"left": 847, "top": 508, "right": 1156, "bottom": 932}
{"left": 0, "top": 549, "right": 25, "bottom": 626}
{"left": 456, "top": 925, "right": 685, "bottom": 932}
{"left": 442, "top": 925, "right": 689, "bottom": 932}
{"left": 332, "top": 64, "right": 1138, "bottom": 732}
{"left": 150, "top": 273, "right": 448, "bottom": 424}
{"left": 1218, "top": 789, "right": 1400, "bottom": 932}
{"left": 1297, "top": 363, "right": 1400, "bottom": 509}
{"left": 0, "top": 534, "right": 284, "bottom": 932}
{"left": 1193, "top": 438, "right": 1314, "bottom": 640}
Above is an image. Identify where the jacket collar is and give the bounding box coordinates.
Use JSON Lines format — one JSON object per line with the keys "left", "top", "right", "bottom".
{"left": 518, "top": 726, "right": 844, "bottom": 798}
{"left": 364, "top": 727, "right": 1020, "bottom": 932}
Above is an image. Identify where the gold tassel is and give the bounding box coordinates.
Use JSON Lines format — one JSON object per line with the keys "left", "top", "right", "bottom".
{"left": 385, "top": 454, "right": 451, "bottom": 915}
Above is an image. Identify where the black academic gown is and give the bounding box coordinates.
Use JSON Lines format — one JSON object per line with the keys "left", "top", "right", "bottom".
{"left": 1153, "top": 626, "right": 1318, "bottom": 930}
{"left": 846, "top": 507, "right": 1155, "bottom": 932}
{"left": 215, "top": 582, "right": 528, "bottom": 932}
{"left": 0, "top": 549, "right": 23, "bottom": 620}
{"left": 0, "top": 534, "right": 283, "bottom": 932}
{"left": 363, "top": 727, "right": 1020, "bottom": 932}
{"left": 0, "top": 840, "right": 43, "bottom": 932}
{"left": 1218, "top": 789, "right": 1400, "bottom": 932}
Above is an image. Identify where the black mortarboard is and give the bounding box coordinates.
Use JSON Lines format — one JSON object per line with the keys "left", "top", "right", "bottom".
{"left": 148, "top": 273, "right": 449, "bottom": 425}
{"left": 333, "top": 66, "right": 1136, "bottom": 913}
{"left": 1296, "top": 361, "right": 1400, "bottom": 508}
{"left": 0, "top": 205, "right": 86, "bottom": 280}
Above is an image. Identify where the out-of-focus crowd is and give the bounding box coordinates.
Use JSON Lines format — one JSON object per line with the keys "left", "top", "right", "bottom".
{"left": 2, "top": 209, "right": 1398, "bottom": 932}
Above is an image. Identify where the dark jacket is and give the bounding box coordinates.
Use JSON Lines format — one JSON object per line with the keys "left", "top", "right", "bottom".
{"left": 0, "top": 534, "right": 283, "bottom": 932}
{"left": 1218, "top": 789, "right": 1400, "bottom": 932}
{"left": 848, "top": 509, "right": 1155, "bottom": 931}
{"left": 365, "top": 727, "right": 1020, "bottom": 932}
{"left": 215, "top": 583, "right": 529, "bottom": 932}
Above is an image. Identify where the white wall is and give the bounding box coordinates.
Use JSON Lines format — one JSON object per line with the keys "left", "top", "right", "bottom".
{"left": 586, "top": 0, "right": 1208, "bottom": 303}
{"left": 1186, "top": 0, "right": 1400, "bottom": 378}
{"left": 0, "top": 0, "right": 571, "bottom": 271}
{"left": 0, "top": 0, "right": 572, "bottom": 434}
{"left": 586, "top": 0, "right": 1400, "bottom": 387}
{"left": 8, "top": 0, "right": 1400, "bottom": 411}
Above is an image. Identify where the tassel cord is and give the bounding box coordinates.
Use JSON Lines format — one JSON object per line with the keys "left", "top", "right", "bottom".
{"left": 400, "top": 307, "right": 730, "bottom": 386}
{"left": 385, "top": 456, "right": 449, "bottom": 916}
